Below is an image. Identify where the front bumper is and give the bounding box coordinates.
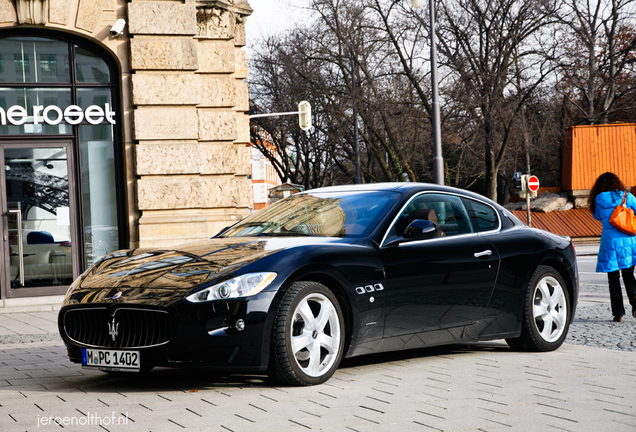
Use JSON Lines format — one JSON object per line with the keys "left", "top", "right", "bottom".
{"left": 58, "top": 291, "right": 278, "bottom": 373}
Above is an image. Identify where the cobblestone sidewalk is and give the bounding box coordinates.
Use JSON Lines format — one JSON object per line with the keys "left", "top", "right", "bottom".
{"left": 567, "top": 284, "right": 636, "bottom": 352}
{"left": 1, "top": 339, "right": 635, "bottom": 431}
{"left": 1, "top": 280, "right": 635, "bottom": 431}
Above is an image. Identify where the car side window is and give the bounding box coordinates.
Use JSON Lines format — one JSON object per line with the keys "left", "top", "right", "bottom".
{"left": 465, "top": 199, "right": 500, "bottom": 232}
{"left": 387, "top": 193, "right": 473, "bottom": 241}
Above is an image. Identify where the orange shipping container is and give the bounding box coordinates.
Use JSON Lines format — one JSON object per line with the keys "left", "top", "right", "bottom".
{"left": 562, "top": 123, "right": 636, "bottom": 191}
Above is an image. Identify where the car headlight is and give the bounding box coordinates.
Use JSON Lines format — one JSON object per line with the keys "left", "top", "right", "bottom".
{"left": 185, "top": 272, "right": 277, "bottom": 303}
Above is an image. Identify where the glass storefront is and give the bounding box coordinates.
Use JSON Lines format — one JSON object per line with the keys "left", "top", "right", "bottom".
{"left": 0, "top": 88, "right": 73, "bottom": 135}
{"left": 5, "top": 145, "right": 73, "bottom": 288}
{"left": 0, "top": 37, "right": 70, "bottom": 84}
{"left": 0, "top": 33, "right": 123, "bottom": 298}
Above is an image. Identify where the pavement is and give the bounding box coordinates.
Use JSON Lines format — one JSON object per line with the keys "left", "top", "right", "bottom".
{"left": 0, "top": 243, "right": 634, "bottom": 431}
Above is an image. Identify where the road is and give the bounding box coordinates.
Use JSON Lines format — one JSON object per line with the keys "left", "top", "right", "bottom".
{"left": 577, "top": 254, "right": 609, "bottom": 285}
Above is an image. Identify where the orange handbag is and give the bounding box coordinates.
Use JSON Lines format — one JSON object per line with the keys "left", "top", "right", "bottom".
{"left": 609, "top": 192, "right": 636, "bottom": 235}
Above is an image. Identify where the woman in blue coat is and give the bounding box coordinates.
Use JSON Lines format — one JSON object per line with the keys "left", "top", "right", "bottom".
{"left": 588, "top": 172, "right": 636, "bottom": 322}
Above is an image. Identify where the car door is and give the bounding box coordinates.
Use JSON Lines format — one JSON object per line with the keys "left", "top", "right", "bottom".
{"left": 380, "top": 192, "right": 500, "bottom": 339}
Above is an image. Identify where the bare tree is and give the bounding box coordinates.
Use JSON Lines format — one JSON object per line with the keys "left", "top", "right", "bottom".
{"left": 435, "top": 0, "right": 560, "bottom": 202}
{"left": 249, "top": 34, "right": 339, "bottom": 189}
{"left": 250, "top": 0, "right": 623, "bottom": 200}
{"left": 554, "top": 0, "right": 636, "bottom": 124}
{"left": 250, "top": 0, "right": 440, "bottom": 185}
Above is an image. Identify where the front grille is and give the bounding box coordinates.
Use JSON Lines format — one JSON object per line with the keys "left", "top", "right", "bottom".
{"left": 63, "top": 307, "right": 173, "bottom": 348}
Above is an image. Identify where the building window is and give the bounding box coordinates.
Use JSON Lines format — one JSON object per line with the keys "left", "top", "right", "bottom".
{"left": 0, "top": 33, "right": 123, "bottom": 268}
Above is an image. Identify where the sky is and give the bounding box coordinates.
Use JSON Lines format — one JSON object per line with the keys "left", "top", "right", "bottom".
{"left": 245, "top": 0, "right": 301, "bottom": 45}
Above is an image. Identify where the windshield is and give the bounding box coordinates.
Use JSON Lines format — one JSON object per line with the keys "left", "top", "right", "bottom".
{"left": 221, "top": 191, "right": 400, "bottom": 238}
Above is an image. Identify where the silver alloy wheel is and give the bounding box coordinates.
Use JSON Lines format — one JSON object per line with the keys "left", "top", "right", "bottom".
{"left": 533, "top": 275, "right": 568, "bottom": 343}
{"left": 290, "top": 293, "right": 341, "bottom": 378}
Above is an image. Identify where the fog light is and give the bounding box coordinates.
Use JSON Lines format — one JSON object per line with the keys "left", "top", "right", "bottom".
{"left": 235, "top": 319, "right": 245, "bottom": 332}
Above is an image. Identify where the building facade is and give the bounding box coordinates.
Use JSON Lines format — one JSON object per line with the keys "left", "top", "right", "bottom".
{"left": 562, "top": 123, "right": 636, "bottom": 197}
{"left": 251, "top": 138, "right": 281, "bottom": 210}
{"left": 0, "top": 0, "right": 253, "bottom": 303}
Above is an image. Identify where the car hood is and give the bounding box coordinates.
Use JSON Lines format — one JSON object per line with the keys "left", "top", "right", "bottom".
{"left": 77, "top": 236, "right": 354, "bottom": 292}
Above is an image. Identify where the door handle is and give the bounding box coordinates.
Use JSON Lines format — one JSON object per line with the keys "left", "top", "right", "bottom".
{"left": 474, "top": 250, "right": 492, "bottom": 258}
{"left": 8, "top": 209, "right": 24, "bottom": 287}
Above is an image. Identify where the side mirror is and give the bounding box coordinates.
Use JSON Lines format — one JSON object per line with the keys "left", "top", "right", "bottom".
{"left": 403, "top": 219, "right": 437, "bottom": 240}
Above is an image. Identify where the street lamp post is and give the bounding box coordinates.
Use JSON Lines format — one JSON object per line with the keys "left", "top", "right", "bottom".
{"left": 351, "top": 51, "right": 362, "bottom": 184}
{"left": 410, "top": 0, "right": 444, "bottom": 185}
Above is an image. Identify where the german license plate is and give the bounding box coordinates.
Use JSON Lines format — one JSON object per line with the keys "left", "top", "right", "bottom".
{"left": 82, "top": 349, "right": 140, "bottom": 372}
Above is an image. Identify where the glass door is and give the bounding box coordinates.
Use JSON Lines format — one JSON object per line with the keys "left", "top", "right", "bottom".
{"left": 1, "top": 143, "right": 77, "bottom": 298}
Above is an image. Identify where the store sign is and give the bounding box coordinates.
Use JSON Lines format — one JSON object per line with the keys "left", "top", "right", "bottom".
{"left": 0, "top": 103, "right": 116, "bottom": 126}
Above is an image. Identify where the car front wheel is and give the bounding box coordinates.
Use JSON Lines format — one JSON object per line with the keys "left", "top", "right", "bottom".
{"left": 270, "top": 281, "right": 345, "bottom": 386}
{"left": 506, "top": 265, "right": 570, "bottom": 352}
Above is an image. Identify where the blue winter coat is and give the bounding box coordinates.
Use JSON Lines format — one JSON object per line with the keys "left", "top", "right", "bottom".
{"left": 594, "top": 190, "right": 636, "bottom": 272}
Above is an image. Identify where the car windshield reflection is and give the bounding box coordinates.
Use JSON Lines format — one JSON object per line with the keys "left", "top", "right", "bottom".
{"left": 221, "top": 191, "right": 400, "bottom": 238}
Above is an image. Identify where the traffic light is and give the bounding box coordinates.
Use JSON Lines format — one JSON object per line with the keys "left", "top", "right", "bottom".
{"left": 513, "top": 173, "right": 537, "bottom": 199}
{"left": 298, "top": 101, "right": 312, "bottom": 131}
{"left": 513, "top": 172, "right": 528, "bottom": 199}
{"left": 513, "top": 172, "right": 522, "bottom": 191}
{"left": 513, "top": 172, "right": 528, "bottom": 198}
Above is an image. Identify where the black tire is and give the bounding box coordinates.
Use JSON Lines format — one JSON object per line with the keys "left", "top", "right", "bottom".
{"left": 270, "top": 281, "right": 345, "bottom": 386}
{"left": 504, "top": 336, "right": 526, "bottom": 351}
{"left": 506, "top": 265, "right": 570, "bottom": 352}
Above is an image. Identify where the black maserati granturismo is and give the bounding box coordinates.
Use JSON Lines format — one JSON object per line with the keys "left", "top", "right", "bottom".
{"left": 58, "top": 183, "right": 578, "bottom": 385}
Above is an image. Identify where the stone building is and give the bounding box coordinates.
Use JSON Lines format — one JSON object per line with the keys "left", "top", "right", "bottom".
{"left": 0, "top": 0, "right": 253, "bottom": 306}
{"left": 251, "top": 132, "right": 282, "bottom": 210}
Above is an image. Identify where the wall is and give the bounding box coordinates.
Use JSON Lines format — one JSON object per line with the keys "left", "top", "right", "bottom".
{"left": 0, "top": 0, "right": 254, "bottom": 249}
{"left": 129, "top": 0, "right": 253, "bottom": 248}
{"left": 563, "top": 123, "right": 636, "bottom": 194}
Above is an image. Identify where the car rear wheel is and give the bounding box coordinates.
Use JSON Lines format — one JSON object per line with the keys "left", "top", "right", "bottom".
{"left": 270, "top": 281, "right": 345, "bottom": 386}
{"left": 506, "top": 265, "right": 570, "bottom": 351}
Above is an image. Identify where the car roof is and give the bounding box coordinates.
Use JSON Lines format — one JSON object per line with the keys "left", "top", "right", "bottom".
{"left": 304, "top": 183, "right": 498, "bottom": 207}
{"left": 307, "top": 182, "right": 450, "bottom": 193}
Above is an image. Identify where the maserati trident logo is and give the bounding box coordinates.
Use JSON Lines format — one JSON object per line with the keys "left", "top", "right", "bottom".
{"left": 108, "top": 317, "right": 119, "bottom": 341}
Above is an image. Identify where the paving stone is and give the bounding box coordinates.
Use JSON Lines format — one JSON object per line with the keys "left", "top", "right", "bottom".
{"left": 1, "top": 254, "right": 635, "bottom": 431}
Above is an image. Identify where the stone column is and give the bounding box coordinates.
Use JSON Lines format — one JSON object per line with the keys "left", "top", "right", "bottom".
{"left": 129, "top": 0, "right": 253, "bottom": 248}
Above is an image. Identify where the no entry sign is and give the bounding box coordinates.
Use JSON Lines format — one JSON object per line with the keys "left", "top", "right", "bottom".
{"left": 527, "top": 175, "right": 540, "bottom": 192}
